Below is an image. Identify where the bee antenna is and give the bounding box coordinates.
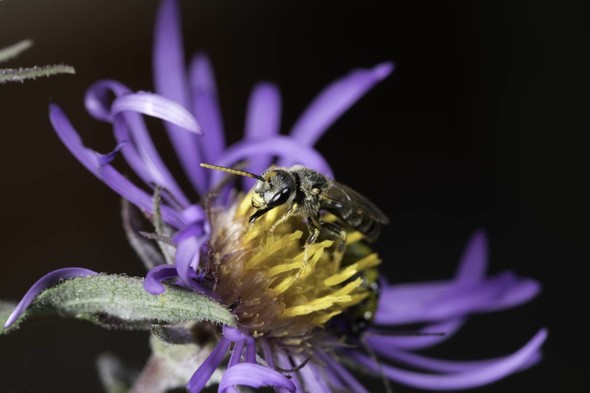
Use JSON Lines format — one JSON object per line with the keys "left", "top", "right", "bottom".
{"left": 200, "top": 163, "right": 264, "bottom": 182}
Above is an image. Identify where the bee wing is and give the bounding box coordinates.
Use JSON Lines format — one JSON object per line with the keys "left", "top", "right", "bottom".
{"left": 322, "top": 180, "right": 390, "bottom": 224}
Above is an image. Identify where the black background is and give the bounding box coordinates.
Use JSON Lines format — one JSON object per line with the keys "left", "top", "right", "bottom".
{"left": 1, "top": 1, "right": 588, "bottom": 392}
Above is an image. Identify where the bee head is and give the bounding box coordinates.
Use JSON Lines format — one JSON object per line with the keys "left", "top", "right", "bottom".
{"left": 198, "top": 163, "right": 296, "bottom": 223}
{"left": 252, "top": 169, "right": 296, "bottom": 210}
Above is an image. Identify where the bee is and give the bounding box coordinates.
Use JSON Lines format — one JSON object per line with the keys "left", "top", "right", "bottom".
{"left": 201, "top": 163, "right": 389, "bottom": 253}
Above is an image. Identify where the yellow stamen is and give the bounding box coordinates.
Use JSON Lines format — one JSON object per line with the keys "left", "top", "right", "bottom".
{"left": 282, "top": 278, "right": 363, "bottom": 317}
{"left": 208, "top": 190, "right": 382, "bottom": 341}
{"left": 323, "top": 253, "right": 381, "bottom": 287}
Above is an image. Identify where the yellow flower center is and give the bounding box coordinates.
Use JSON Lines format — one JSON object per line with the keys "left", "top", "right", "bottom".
{"left": 206, "top": 191, "right": 381, "bottom": 342}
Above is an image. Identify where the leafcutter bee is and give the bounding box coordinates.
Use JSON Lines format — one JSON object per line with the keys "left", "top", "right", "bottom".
{"left": 200, "top": 163, "right": 389, "bottom": 255}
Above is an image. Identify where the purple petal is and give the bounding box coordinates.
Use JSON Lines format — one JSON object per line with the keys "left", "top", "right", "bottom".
{"left": 455, "top": 229, "right": 488, "bottom": 283}
{"left": 180, "top": 204, "right": 206, "bottom": 225}
{"left": 425, "top": 272, "right": 538, "bottom": 321}
{"left": 287, "top": 62, "right": 394, "bottom": 147}
{"left": 244, "top": 82, "right": 282, "bottom": 182}
{"left": 173, "top": 225, "right": 206, "bottom": 289}
{"left": 187, "top": 338, "right": 231, "bottom": 392}
{"left": 3, "top": 268, "right": 97, "bottom": 328}
{"left": 210, "top": 136, "right": 333, "bottom": 188}
{"left": 86, "top": 81, "right": 190, "bottom": 207}
{"left": 374, "top": 280, "right": 455, "bottom": 324}
{"left": 50, "top": 104, "right": 185, "bottom": 228}
{"left": 375, "top": 272, "right": 540, "bottom": 325}
{"left": 229, "top": 340, "right": 245, "bottom": 367}
{"left": 316, "top": 349, "right": 369, "bottom": 393}
{"left": 370, "top": 343, "right": 541, "bottom": 374}
{"left": 101, "top": 165, "right": 185, "bottom": 228}
{"left": 276, "top": 350, "right": 303, "bottom": 393}
{"left": 85, "top": 79, "right": 131, "bottom": 122}
{"left": 260, "top": 340, "right": 276, "bottom": 369}
{"left": 144, "top": 265, "right": 179, "bottom": 295}
{"left": 112, "top": 92, "right": 200, "bottom": 134}
{"left": 366, "top": 318, "right": 466, "bottom": 351}
{"left": 223, "top": 326, "right": 250, "bottom": 342}
{"left": 350, "top": 328, "right": 547, "bottom": 391}
{"left": 110, "top": 118, "right": 187, "bottom": 208}
{"left": 245, "top": 339, "right": 257, "bottom": 363}
{"left": 478, "top": 276, "right": 541, "bottom": 313}
{"left": 219, "top": 363, "right": 296, "bottom": 393}
{"left": 295, "top": 355, "right": 332, "bottom": 392}
{"left": 153, "top": 0, "right": 208, "bottom": 195}
{"left": 189, "top": 54, "right": 226, "bottom": 163}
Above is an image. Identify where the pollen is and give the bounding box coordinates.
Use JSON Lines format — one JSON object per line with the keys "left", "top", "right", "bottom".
{"left": 205, "top": 190, "right": 382, "bottom": 340}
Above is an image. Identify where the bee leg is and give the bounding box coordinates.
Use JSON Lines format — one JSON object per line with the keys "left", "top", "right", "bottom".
{"left": 303, "top": 217, "right": 321, "bottom": 262}
{"left": 319, "top": 220, "right": 347, "bottom": 263}
{"left": 295, "top": 218, "right": 320, "bottom": 279}
{"left": 268, "top": 205, "right": 296, "bottom": 235}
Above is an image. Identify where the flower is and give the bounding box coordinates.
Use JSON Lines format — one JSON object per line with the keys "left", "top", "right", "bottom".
{"left": 3, "top": 0, "right": 546, "bottom": 391}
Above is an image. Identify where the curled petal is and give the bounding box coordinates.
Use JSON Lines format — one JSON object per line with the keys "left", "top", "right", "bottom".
{"left": 85, "top": 80, "right": 131, "bottom": 122}
{"left": 286, "top": 62, "right": 394, "bottom": 147}
{"left": 187, "top": 338, "right": 231, "bottom": 393}
{"left": 50, "top": 104, "right": 185, "bottom": 228}
{"left": 4, "top": 268, "right": 96, "bottom": 328}
{"left": 244, "top": 82, "right": 282, "bottom": 180}
{"left": 87, "top": 80, "right": 191, "bottom": 208}
{"left": 153, "top": 0, "right": 207, "bottom": 195}
{"left": 351, "top": 329, "right": 547, "bottom": 391}
{"left": 219, "top": 363, "right": 296, "bottom": 393}
{"left": 112, "top": 92, "right": 200, "bottom": 134}
{"left": 144, "top": 265, "right": 179, "bottom": 295}
{"left": 210, "top": 136, "right": 333, "bottom": 188}
{"left": 173, "top": 225, "right": 207, "bottom": 289}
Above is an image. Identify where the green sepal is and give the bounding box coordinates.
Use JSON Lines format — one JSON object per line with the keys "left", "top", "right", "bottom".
{"left": 1, "top": 274, "right": 235, "bottom": 334}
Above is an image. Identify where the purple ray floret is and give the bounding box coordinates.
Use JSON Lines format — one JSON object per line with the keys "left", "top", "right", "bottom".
{"left": 3, "top": 267, "right": 96, "bottom": 328}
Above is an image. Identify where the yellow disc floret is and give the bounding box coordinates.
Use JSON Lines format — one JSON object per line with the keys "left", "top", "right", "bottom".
{"left": 205, "top": 190, "right": 381, "bottom": 342}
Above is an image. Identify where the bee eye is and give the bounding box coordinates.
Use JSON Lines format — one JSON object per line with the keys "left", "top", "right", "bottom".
{"left": 269, "top": 188, "right": 290, "bottom": 206}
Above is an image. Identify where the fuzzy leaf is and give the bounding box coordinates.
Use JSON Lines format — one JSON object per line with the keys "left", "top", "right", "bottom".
{"left": 1, "top": 275, "right": 235, "bottom": 334}
{"left": 0, "top": 301, "right": 17, "bottom": 327}
{"left": 0, "top": 64, "right": 75, "bottom": 83}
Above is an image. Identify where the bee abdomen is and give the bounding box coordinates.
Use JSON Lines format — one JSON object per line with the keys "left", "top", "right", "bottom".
{"left": 327, "top": 203, "right": 382, "bottom": 242}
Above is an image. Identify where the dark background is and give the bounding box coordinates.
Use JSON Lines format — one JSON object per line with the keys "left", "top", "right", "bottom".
{"left": 1, "top": 0, "right": 588, "bottom": 392}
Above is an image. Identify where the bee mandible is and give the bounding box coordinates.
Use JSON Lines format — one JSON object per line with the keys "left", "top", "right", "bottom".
{"left": 201, "top": 163, "right": 390, "bottom": 256}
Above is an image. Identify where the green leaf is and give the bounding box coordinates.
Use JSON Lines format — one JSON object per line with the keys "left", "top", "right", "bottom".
{"left": 0, "top": 40, "right": 33, "bottom": 63}
{"left": 1, "top": 275, "right": 235, "bottom": 335}
{"left": 0, "top": 301, "right": 17, "bottom": 327}
{"left": 0, "top": 64, "right": 75, "bottom": 83}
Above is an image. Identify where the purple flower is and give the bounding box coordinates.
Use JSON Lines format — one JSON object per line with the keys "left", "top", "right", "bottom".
{"left": 4, "top": 0, "right": 546, "bottom": 391}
